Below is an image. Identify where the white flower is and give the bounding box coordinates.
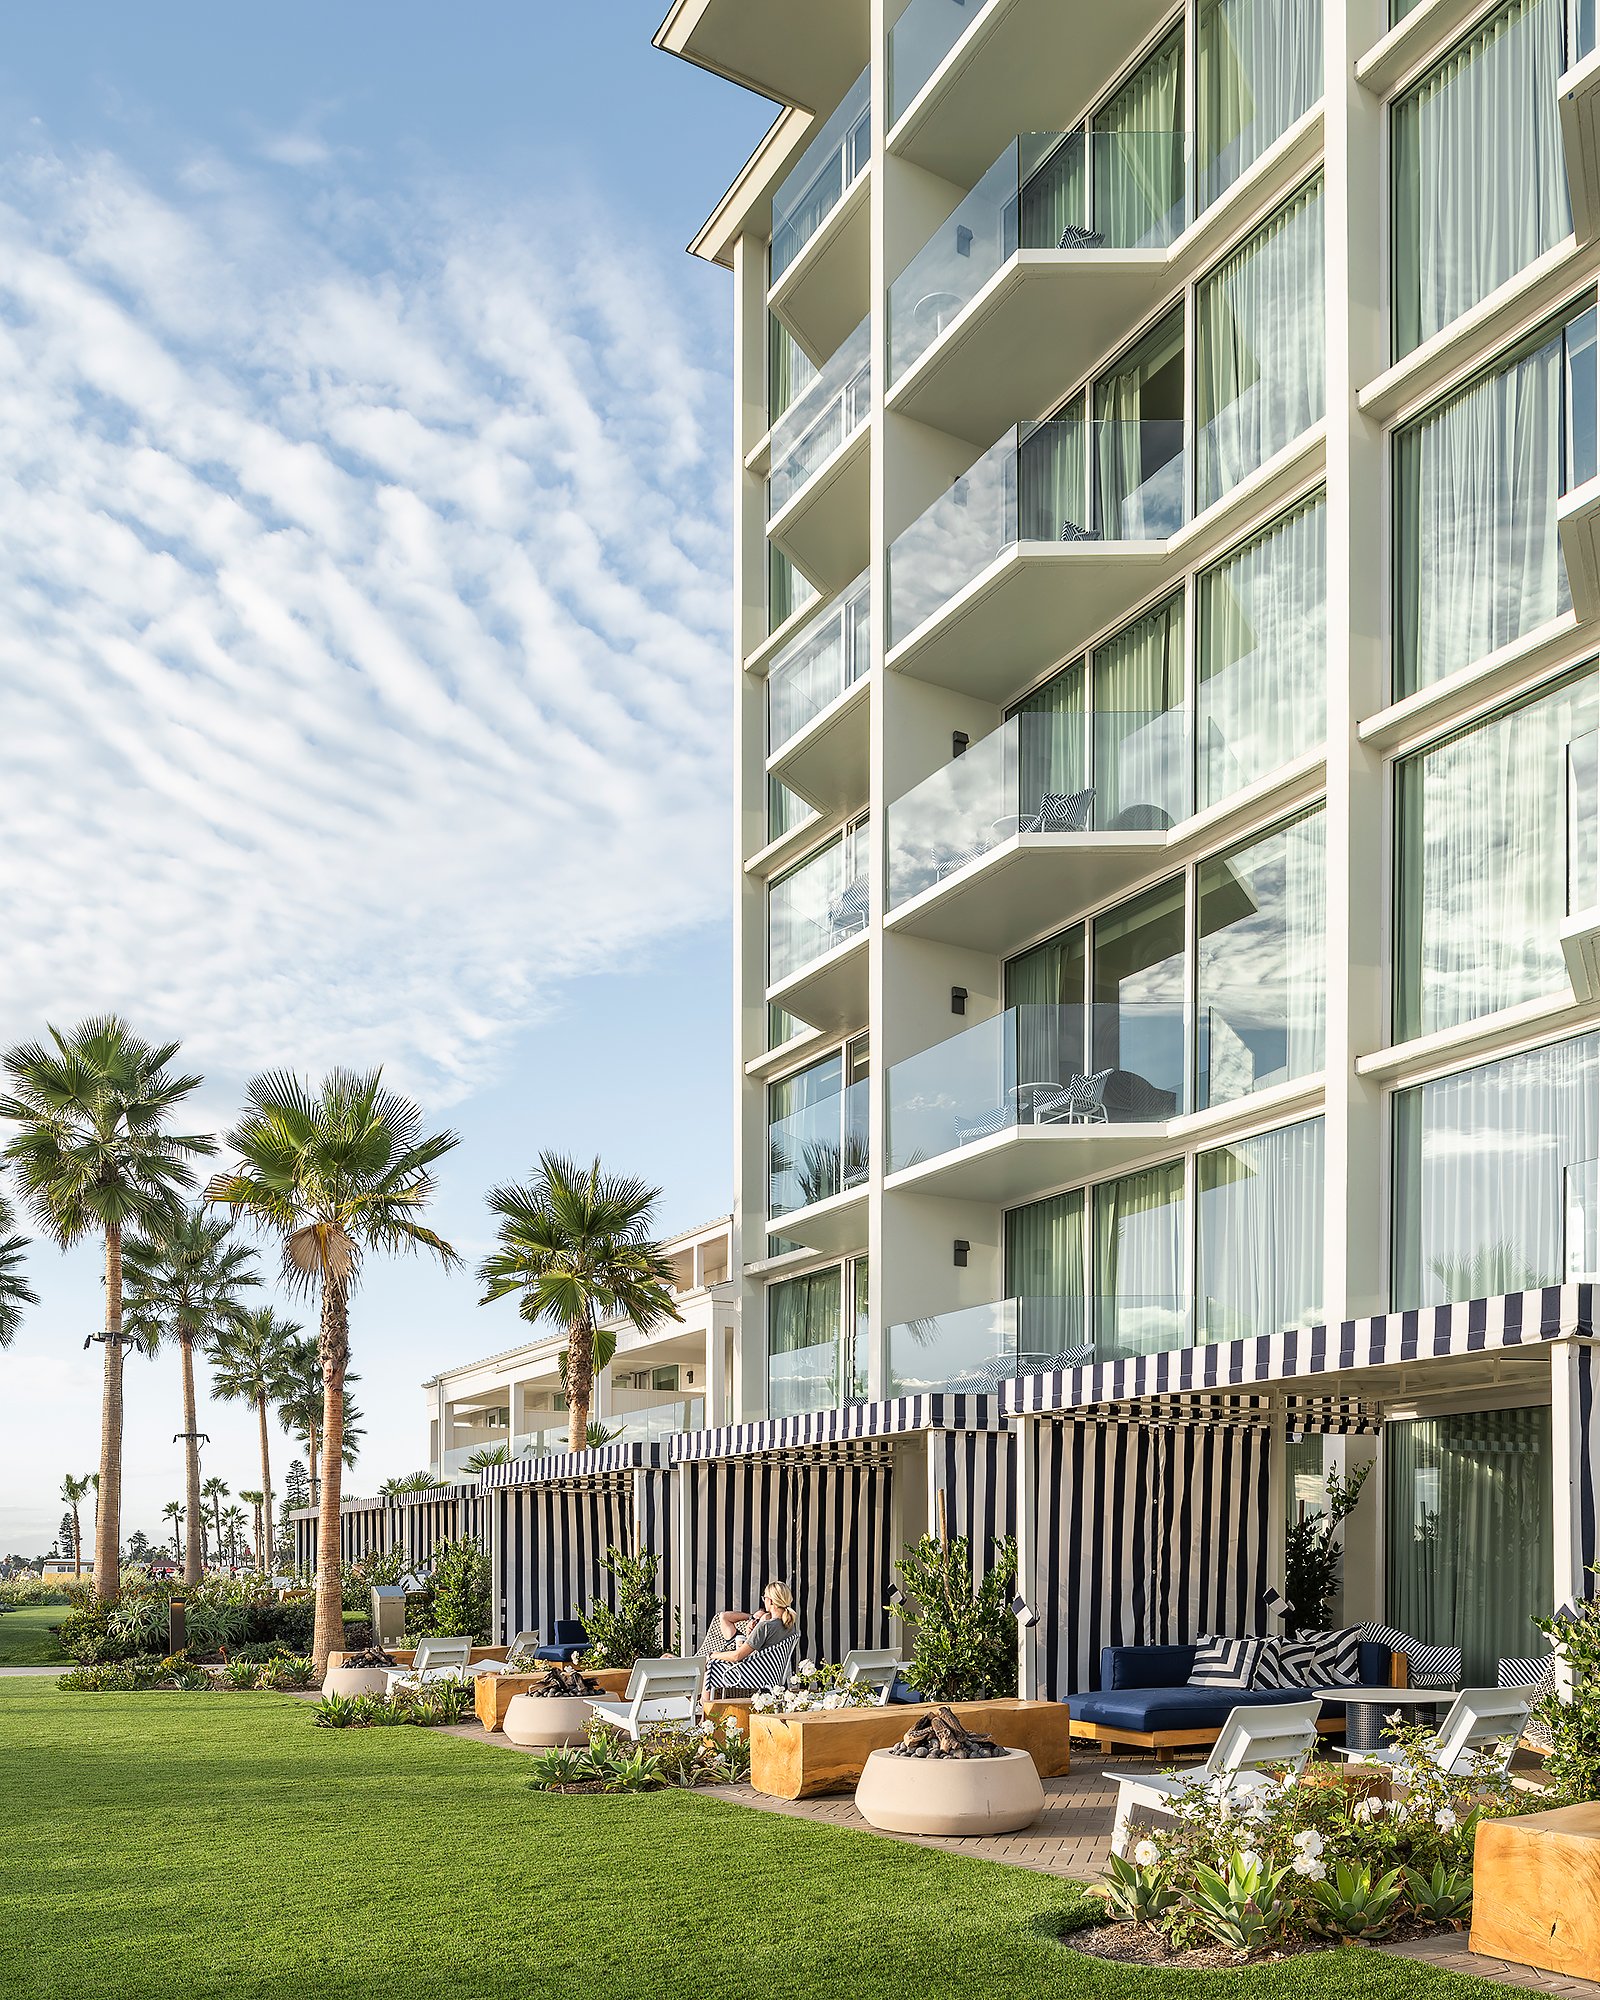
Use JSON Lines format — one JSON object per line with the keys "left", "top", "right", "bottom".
{"left": 1291, "top": 1856, "right": 1326, "bottom": 1881}
{"left": 798, "top": 1659, "right": 816, "bottom": 1676}
{"left": 1434, "top": 1807, "right": 1457, "bottom": 1832}
{"left": 1294, "top": 1829, "right": 1324, "bottom": 1858}
{"left": 1132, "top": 1841, "right": 1160, "bottom": 1869}
{"left": 1237, "top": 1850, "right": 1263, "bottom": 1876}
{"left": 1351, "top": 1797, "right": 1380, "bottom": 1823}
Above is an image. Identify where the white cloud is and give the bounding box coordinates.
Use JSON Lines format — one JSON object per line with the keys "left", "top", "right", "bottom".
{"left": 0, "top": 143, "right": 733, "bottom": 1102}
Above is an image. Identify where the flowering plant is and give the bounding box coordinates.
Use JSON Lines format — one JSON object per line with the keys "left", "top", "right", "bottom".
{"left": 748, "top": 1661, "right": 885, "bottom": 1715}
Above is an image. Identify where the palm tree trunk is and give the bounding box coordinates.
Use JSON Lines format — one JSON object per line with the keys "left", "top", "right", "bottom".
{"left": 211, "top": 1493, "right": 223, "bottom": 1562}
{"left": 311, "top": 1278, "right": 350, "bottom": 1676}
{"left": 94, "top": 1226, "right": 124, "bottom": 1603}
{"left": 307, "top": 1422, "right": 319, "bottom": 1506}
{"left": 566, "top": 1312, "right": 595, "bottom": 1453}
{"left": 256, "top": 1393, "right": 274, "bottom": 1578}
{"left": 71, "top": 1503, "right": 82, "bottom": 1578}
{"left": 180, "top": 1331, "right": 204, "bottom": 1588}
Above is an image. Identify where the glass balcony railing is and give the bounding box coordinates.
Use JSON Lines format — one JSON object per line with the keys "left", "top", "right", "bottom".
{"left": 1569, "top": 728, "right": 1598, "bottom": 916}
{"left": 890, "top": 131, "right": 1187, "bottom": 384}
{"left": 886, "top": 1293, "right": 1191, "bottom": 1393}
{"left": 1568, "top": 1160, "right": 1599, "bottom": 1280}
{"left": 769, "top": 838, "right": 870, "bottom": 985}
{"left": 769, "top": 315, "right": 872, "bottom": 518}
{"left": 769, "top": 1077, "right": 870, "bottom": 1217}
{"left": 769, "top": 571, "right": 870, "bottom": 756}
{"left": 503, "top": 1423, "right": 572, "bottom": 1461}
{"left": 606, "top": 1397, "right": 705, "bottom": 1444}
{"left": 887, "top": 1000, "right": 1187, "bottom": 1172}
{"left": 888, "top": 418, "right": 1186, "bottom": 647}
{"left": 887, "top": 708, "right": 1192, "bottom": 906}
{"left": 889, "top": 0, "right": 979, "bottom": 125}
{"left": 772, "top": 64, "right": 871, "bottom": 283}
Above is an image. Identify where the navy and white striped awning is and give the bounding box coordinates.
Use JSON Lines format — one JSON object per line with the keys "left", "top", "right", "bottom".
{"left": 670, "top": 1393, "right": 1006, "bottom": 1465}
{"left": 1081, "top": 1391, "right": 1383, "bottom": 1434}
{"left": 477, "top": 1441, "right": 669, "bottom": 1491}
{"left": 1003, "top": 1285, "right": 1598, "bottom": 1420}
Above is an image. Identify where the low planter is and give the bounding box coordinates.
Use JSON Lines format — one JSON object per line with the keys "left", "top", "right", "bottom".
{"left": 854, "top": 1745, "right": 1044, "bottom": 1836}
{"left": 321, "top": 1666, "right": 391, "bottom": 1700}
{"left": 503, "top": 1692, "right": 597, "bottom": 1747}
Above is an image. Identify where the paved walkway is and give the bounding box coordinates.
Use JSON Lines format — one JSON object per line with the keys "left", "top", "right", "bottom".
{"left": 0, "top": 1665, "right": 64, "bottom": 1677}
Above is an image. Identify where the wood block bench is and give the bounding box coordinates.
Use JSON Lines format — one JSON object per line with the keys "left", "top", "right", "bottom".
{"left": 475, "top": 1667, "right": 632, "bottom": 1733}
{"left": 1470, "top": 1801, "right": 1600, "bottom": 1979}
{"left": 748, "top": 1700, "right": 1072, "bottom": 1801}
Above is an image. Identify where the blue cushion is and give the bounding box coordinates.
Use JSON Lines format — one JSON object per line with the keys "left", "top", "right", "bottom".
{"left": 1068, "top": 1682, "right": 1333, "bottom": 1734}
{"left": 887, "top": 1675, "right": 926, "bottom": 1705}
{"left": 531, "top": 1644, "right": 585, "bottom": 1663}
{"left": 552, "top": 1620, "right": 588, "bottom": 1648}
{"left": 1356, "top": 1642, "right": 1391, "bottom": 1687}
{"left": 1101, "top": 1645, "right": 1197, "bottom": 1691}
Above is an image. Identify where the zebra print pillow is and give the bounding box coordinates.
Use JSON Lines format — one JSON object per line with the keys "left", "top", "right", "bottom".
{"left": 1188, "top": 1636, "right": 1264, "bottom": 1688}
{"left": 1294, "top": 1627, "right": 1362, "bottom": 1688}
{"left": 1032, "top": 789, "right": 1094, "bottom": 833}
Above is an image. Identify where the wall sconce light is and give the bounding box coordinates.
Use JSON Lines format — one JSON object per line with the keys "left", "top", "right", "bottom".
{"left": 951, "top": 730, "right": 969, "bottom": 757}
{"left": 950, "top": 986, "right": 967, "bottom": 1015}
{"left": 953, "top": 1239, "right": 969, "bottom": 1268}
{"left": 955, "top": 223, "right": 973, "bottom": 258}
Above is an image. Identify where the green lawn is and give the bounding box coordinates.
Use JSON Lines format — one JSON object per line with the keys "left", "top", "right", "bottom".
{"left": 0, "top": 1681, "right": 1513, "bottom": 2000}
{"left": 0, "top": 1602, "right": 70, "bottom": 1665}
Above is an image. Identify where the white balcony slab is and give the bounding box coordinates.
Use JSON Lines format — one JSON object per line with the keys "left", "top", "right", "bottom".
{"left": 767, "top": 1182, "right": 869, "bottom": 1258}
{"left": 1559, "top": 471, "right": 1600, "bottom": 621}
{"left": 769, "top": 425, "right": 871, "bottom": 595}
{"left": 770, "top": 172, "right": 871, "bottom": 366}
{"left": 886, "top": 833, "right": 1169, "bottom": 951}
{"left": 767, "top": 675, "right": 870, "bottom": 817}
{"left": 1562, "top": 47, "right": 1600, "bottom": 245}
{"left": 656, "top": 0, "right": 868, "bottom": 115}
{"left": 767, "top": 928, "right": 869, "bottom": 1037}
{"left": 1564, "top": 906, "right": 1600, "bottom": 1000}
{"left": 885, "top": 1122, "right": 1169, "bottom": 1204}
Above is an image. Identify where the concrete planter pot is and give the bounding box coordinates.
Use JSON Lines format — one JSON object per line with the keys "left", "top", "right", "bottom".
{"left": 854, "top": 1747, "right": 1044, "bottom": 1835}
{"left": 503, "top": 1693, "right": 596, "bottom": 1747}
{"left": 321, "top": 1666, "right": 391, "bottom": 1701}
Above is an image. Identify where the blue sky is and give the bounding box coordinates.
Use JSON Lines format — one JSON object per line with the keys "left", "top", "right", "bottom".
{"left": 0, "top": 3, "right": 771, "bottom": 1553}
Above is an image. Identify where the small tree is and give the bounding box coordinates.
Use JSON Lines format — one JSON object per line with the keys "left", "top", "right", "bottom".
{"left": 1284, "top": 1463, "right": 1373, "bottom": 1637}
{"left": 59, "top": 1474, "right": 93, "bottom": 1576}
{"left": 421, "top": 1537, "right": 491, "bottom": 1643}
{"left": 1532, "top": 1576, "right": 1600, "bottom": 1801}
{"left": 891, "top": 1535, "right": 1018, "bottom": 1702}
{"left": 579, "top": 1547, "right": 665, "bottom": 1669}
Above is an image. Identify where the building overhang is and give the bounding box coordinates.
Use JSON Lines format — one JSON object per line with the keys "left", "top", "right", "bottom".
{"left": 769, "top": 170, "right": 871, "bottom": 362}
{"left": 767, "top": 425, "right": 871, "bottom": 595}
{"left": 885, "top": 1123, "right": 1169, "bottom": 1205}
{"left": 767, "top": 1181, "right": 868, "bottom": 1258}
{"left": 672, "top": 1392, "right": 1008, "bottom": 1466}
{"left": 767, "top": 674, "right": 870, "bottom": 817}
{"left": 655, "top": 0, "right": 869, "bottom": 121}
{"left": 767, "top": 929, "right": 869, "bottom": 1037}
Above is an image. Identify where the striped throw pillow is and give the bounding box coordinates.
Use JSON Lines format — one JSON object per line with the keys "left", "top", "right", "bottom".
{"left": 1297, "top": 1627, "right": 1362, "bottom": 1688}
{"left": 1188, "top": 1636, "right": 1263, "bottom": 1688}
{"left": 1253, "top": 1637, "right": 1316, "bottom": 1689}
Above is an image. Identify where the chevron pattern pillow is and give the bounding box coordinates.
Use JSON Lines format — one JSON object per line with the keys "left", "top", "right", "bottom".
{"left": 1295, "top": 1626, "right": 1362, "bottom": 1687}
{"left": 1188, "top": 1635, "right": 1264, "bottom": 1688}
{"left": 1032, "top": 788, "right": 1094, "bottom": 832}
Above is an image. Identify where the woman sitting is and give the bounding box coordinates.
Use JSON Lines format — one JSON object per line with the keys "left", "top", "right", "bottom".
{"left": 703, "top": 1581, "right": 797, "bottom": 1693}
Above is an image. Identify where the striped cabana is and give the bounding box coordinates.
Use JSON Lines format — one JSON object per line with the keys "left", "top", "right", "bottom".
{"left": 669, "top": 1394, "right": 1014, "bottom": 1665}
{"left": 288, "top": 1485, "right": 486, "bottom": 1575}
{"left": 1002, "top": 1284, "right": 1600, "bottom": 1701}
{"left": 477, "top": 1443, "right": 674, "bottom": 1648}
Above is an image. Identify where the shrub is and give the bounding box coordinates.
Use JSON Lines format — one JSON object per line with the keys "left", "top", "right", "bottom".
{"left": 255, "top": 1654, "right": 316, "bottom": 1692}
{"left": 748, "top": 1663, "right": 883, "bottom": 1715}
{"left": 56, "top": 1602, "right": 133, "bottom": 1664}
{"left": 421, "top": 1538, "right": 491, "bottom": 1644}
{"left": 310, "top": 1678, "right": 473, "bottom": 1728}
{"left": 889, "top": 1534, "right": 1017, "bottom": 1702}
{"left": 0, "top": 1576, "right": 84, "bottom": 1608}
{"left": 578, "top": 1547, "right": 664, "bottom": 1670}
{"left": 1533, "top": 1581, "right": 1600, "bottom": 1801}
{"left": 1185, "top": 1851, "right": 1292, "bottom": 1954}
{"left": 1284, "top": 1463, "right": 1373, "bottom": 1637}
{"left": 584, "top": 1715, "right": 746, "bottom": 1789}
{"left": 1308, "top": 1859, "right": 1404, "bottom": 1941}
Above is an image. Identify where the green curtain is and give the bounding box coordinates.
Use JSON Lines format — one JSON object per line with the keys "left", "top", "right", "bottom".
{"left": 848, "top": 1258, "right": 870, "bottom": 1403}
{"left": 1093, "top": 594, "right": 1185, "bottom": 825}
{"left": 1019, "top": 131, "right": 1086, "bottom": 249}
{"left": 1198, "top": 0, "right": 1324, "bottom": 210}
{"left": 768, "top": 312, "right": 818, "bottom": 428}
{"left": 1018, "top": 402, "right": 1088, "bottom": 538}
{"left": 1094, "top": 307, "right": 1185, "bottom": 535}
{"left": 1092, "top": 1161, "right": 1186, "bottom": 1359}
{"left": 1005, "top": 1190, "right": 1086, "bottom": 1361}
{"left": 1385, "top": 1408, "right": 1552, "bottom": 1683}
{"left": 767, "top": 1269, "right": 842, "bottom": 1418}
{"left": 1008, "top": 659, "right": 1087, "bottom": 824}
{"left": 1094, "top": 24, "right": 1184, "bottom": 246}
{"left": 1005, "top": 925, "right": 1086, "bottom": 1089}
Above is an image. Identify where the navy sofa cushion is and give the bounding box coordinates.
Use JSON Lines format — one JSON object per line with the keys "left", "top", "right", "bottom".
{"left": 1101, "top": 1644, "right": 1196, "bottom": 1690}
{"left": 1068, "top": 1639, "right": 1397, "bottom": 1732}
{"left": 531, "top": 1644, "right": 585, "bottom": 1663}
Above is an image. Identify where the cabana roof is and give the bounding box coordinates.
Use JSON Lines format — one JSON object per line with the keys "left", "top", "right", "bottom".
{"left": 671, "top": 1392, "right": 1007, "bottom": 1465}
{"left": 478, "top": 1441, "right": 669, "bottom": 1491}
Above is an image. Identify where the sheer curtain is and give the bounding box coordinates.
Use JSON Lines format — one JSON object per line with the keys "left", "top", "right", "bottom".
{"left": 1386, "top": 1408, "right": 1552, "bottom": 1682}
{"left": 1196, "top": 176, "right": 1325, "bottom": 508}
{"left": 1392, "top": 1030, "right": 1600, "bottom": 1307}
{"left": 1196, "top": 1117, "right": 1325, "bottom": 1344}
{"left": 1095, "top": 25, "right": 1184, "bottom": 246}
{"left": 1198, "top": 0, "right": 1324, "bottom": 209}
{"left": 1197, "top": 493, "right": 1327, "bottom": 807}
{"left": 1005, "top": 1190, "right": 1086, "bottom": 1361}
{"left": 1019, "top": 131, "right": 1086, "bottom": 250}
{"left": 1093, "top": 594, "right": 1185, "bottom": 825}
{"left": 1093, "top": 1162, "right": 1187, "bottom": 1358}
{"left": 1284, "top": 810, "right": 1327, "bottom": 1082}
{"left": 1394, "top": 322, "right": 1567, "bottom": 697}
{"left": 1018, "top": 403, "right": 1088, "bottom": 539}
{"left": 1005, "top": 924, "right": 1086, "bottom": 1093}
{"left": 1396, "top": 672, "right": 1600, "bottom": 1039}
{"left": 1008, "top": 659, "right": 1087, "bottom": 823}
{"left": 1095, "top": 308, "right": 1185, "bottom": 536}
{"left": 767, "top": 1269, "right": 842, "bottom": 1418}
{"left": 1393, "top": 0, "right": 1570, "bottom": 359}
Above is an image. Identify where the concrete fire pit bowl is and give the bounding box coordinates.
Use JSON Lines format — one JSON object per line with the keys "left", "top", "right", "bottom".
{"left": 502, "top": 1693, "right": 596, "bottom": 1748}
{"left": 854, "top": 1746, "right": 1044, "bottom": 1835}
{"left": 321, "top": 1666, "right": 391, "bottom": 1700}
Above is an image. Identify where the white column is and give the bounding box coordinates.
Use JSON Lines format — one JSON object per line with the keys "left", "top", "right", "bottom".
{"left": 1016, "top": 1417, "right": 1039, "bottom": 1700}
{"left": 1551, "top": 1338, "right": 1598, "bottom": 1615}
{"left": 1265, "top": 1396, "right": 1287, "bottom": 1606}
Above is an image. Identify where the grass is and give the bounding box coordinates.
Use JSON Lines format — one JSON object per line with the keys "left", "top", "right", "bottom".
{"left": 0, "top": 1602, "right": 70, "bottom": 1665}
{"left": 0, "top": 1681, "right": 1514, "bottom": 2000}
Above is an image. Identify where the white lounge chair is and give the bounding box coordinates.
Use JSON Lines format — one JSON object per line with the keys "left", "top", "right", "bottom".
{"left": 1110, "top": 1700, "right": 1321, "bottom": 1853}
{"left": 586, "top": 1656, "right": 705, "bottom": 1740}
{"left": 842, "top": 1649, "right": 904, "bottom": 1704}
{"left": 476, "top": 1630, "right": 542, "bottom": 1675}
{"left": 382, "top": 1636, "right": 473, "bottom": 1691}
{"left": 1335, "top": 1688, "right": 1532, "bottom": 1780}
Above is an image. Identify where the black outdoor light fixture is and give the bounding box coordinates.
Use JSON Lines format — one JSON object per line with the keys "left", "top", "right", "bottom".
{"left": 951, "top": 730, "right": 969, "bottom": 757}
{"left": 951, "top": 985, "right": 967, "bottom": 1015}
{"left": 1012, "top": 1595, "right": 1039, "bottom": 1628}
{"left": 953, "top": 1239, "right": 969, "bottom": 1267}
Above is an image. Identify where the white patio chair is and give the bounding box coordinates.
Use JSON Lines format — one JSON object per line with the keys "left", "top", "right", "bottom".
{"left": 382, "top": 1635, "right": 473, "bottom": 1691}
{"left": 476, "top": 1630, "right": 541, "bottom": 1675}
{"left": 1110, "top": 1700, "right": 1321, "bottom": 1854}
{"left": 586, "top": 1656, "right": 705, "bottom": 1740}
{"left": 1334, "top": 1688, "right": 1532, "bottom": 1780}
{"left": 842, "top": 1649, "right": 904, "bottom": 1704}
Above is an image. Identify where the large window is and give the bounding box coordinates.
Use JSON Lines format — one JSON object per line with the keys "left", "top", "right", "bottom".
{"left": 1196, "top": 1117, "right": 1324, "bottom": 1343}
{"left": 1197, "top": 493, "right": 1326, "bottom": 807}
{"left": 1386, "top": 1407, "right": 1552, "bottom": 1683}
{"left": 1394, "top": 304, "right": 1595, "bottom": 697}
{"left": 1395, "top": 670, "right": 1599, "bottom": 1040}
{"left": 1093, "top": 1161, "right": 1188, "bottom": 1359}
{"left": 1393, "top": 0, "right": 1573, "bottom": 360}
{"left": 767, "top": 1268, "right": 843, "bottom": 1418}
{"left": 1198, "top": 0, "right": 1323, "bottom": 208}
{"left": 1093, "top": 306, "right": 1187, "bottom": 535}
{"left": 1198, "top": 809, "right": 1326, "bottom": 1109}
{"left": 767, "top": 1038, "right": 869, "bottom": 1220}
{"left": 1196, "top": 177, "right": 1325, "bottom": 509}
{"left": 1093, "top": 876, "right": 1189, "bottom": 1116}
{"left": 1392, "top": 1031, "right": 1600, "bottom": 1308}
{"left": 1004, "top": 1188, "right": 1087, "bottom": 1359}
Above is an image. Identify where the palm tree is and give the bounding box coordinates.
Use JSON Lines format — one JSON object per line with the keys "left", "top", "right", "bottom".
{"left": 478, "top": 1155, "right": 681, "bottom": 1452}
{"left": 0, "top": 1187, "right": 38, "bottom": 1348}
{"left": 124, "top": 1209, "right": 260, "bottom": 1587}
{"left": 59, "top": 1473, "right": 93, "bottom": 1576}
{"left": 236, "top": 1493, "right": 262, "bottom": 1566}
{"left": 200, "top": 1476, "right": 230, "bottom": 1568}
{"left": 275, "top": 1334, "right": 363, "bottom": 1502}
{"left": 0, "top": 1017, "right": 214, "bottom": 1601}
{"left": 162, "top": 1500, "right": 185, "bottom": 1566}
{"left": 211, "top": 1306, "right": 299, "bottom": 1580}
{"left": 209, "top": 1069, "right": 461, "bottom": 1672}
{"left": 378, "top": 1471, "right": 436, "bottom": 1498}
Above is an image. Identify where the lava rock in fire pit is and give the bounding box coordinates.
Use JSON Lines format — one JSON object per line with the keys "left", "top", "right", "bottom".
{"left": 526, "top": 1664, "right": 605, "bottom": 1698}
{"left": 889, "top": 1706, "right": 1005, "bottom": 1759}
{"left": 340, "top": 1644, "right": 399, "bottom": 1669}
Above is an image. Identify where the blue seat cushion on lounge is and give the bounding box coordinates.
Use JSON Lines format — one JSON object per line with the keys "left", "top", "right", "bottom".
{"left": 887, "top": 1675, "right": 926, "bottom": 1705}
{"left": 1101, "top": 1645, "right": 1197, "bottom": 1691}
{"left": 1067, "top": 1682, "right": 1330, "bottom": 1735}
{"left": 531, "top": 1644, "right": 586, "bottom": 1663}
{"left": 1355, "top": 1642, "right": 1390, "bottom": 1687}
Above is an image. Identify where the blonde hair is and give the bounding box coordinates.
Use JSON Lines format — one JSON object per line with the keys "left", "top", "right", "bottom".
{"left": 763, "top": 1580, "right": 796, "bottom": 1630}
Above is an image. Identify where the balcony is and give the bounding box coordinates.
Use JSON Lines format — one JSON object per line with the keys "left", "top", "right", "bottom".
{"left": 607, "top": 1396, "right": 705, "bottom": 1445}
{"left": 888, "top": 129, "right": 1183, "bottom": 446}
{"left": 1561, "top": 43, "right": 1600, "bottom": 244}
{"left": 885, "top": 708, "right": 1188, "bottom": 949}
{"left": 886, "top": 1001, "right": 1184, "bottom": 1201}
{"left": 768, "top": 314, "right": 871, "bottom": 593}
{"left": 769, "top": 1075, "right": 869, "bottom": 1254}
{"left": 766, "top": 571, "right": 870, "bottom": 815}
{"left": 770, "top": 63, "right": 870, "bottom": 361}
{"left": 1563, "top": 727, "right": 1600, "bottom": 998}
{"left": 886, "top": 418, "right": 1183, "bottom": 699}
{"left": 886, "top": 1295, "right": 1190, "bottom": 1396}
{"left": 654, "top": 0, "right": 868, "bottom": 123}
{"left": 887, "top": 0, "right": 1172, "bottom": 185}
{"left": 768, "top": 836, "right": 870, "bottom": 1033}
{"left": 1568, "top": 1159, "right": 1599, "bottom": 1279}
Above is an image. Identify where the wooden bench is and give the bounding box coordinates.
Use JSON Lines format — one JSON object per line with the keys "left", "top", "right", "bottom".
{"left": 1471, "top": 1802, "right": 1600, "bottom": 1979}
{"left": 748, "top": 1699, "right": 1072, "bottom": 1801}
{"left": 475, "top": 1667, "right": 633, "bottom": 1733}
{"left": 1065, "top": 1653, "right": 1410, "bottom": 1757}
